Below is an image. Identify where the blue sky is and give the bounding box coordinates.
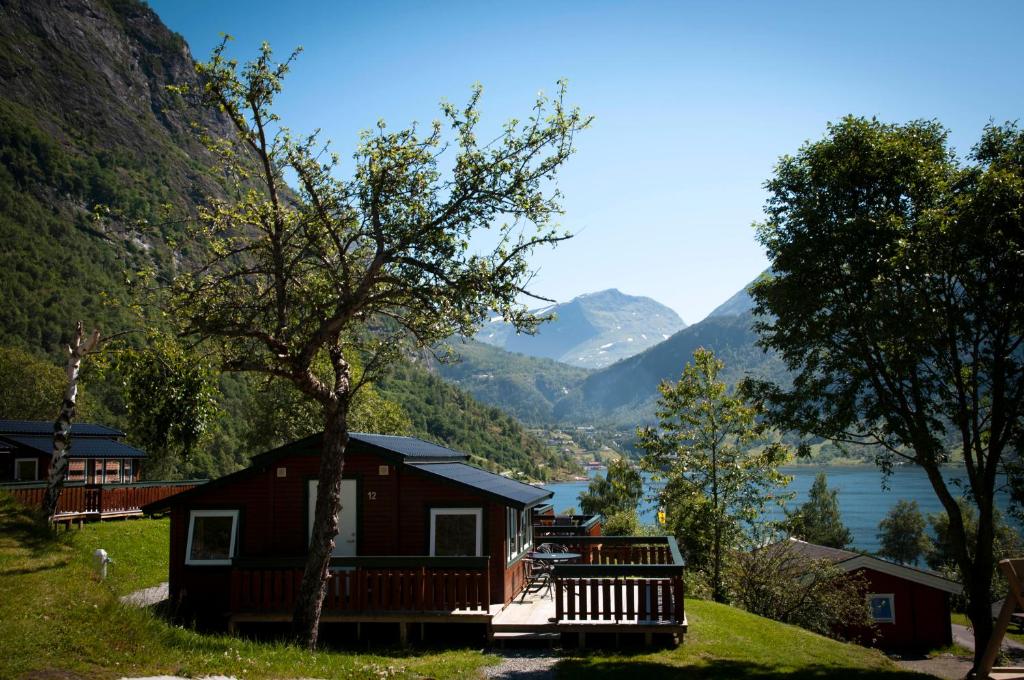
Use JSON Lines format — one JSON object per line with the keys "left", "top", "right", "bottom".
{"left": 150, "top": 0, "right": 1023, "bottom": 323}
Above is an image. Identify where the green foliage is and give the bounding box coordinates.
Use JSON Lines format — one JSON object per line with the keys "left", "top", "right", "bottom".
{"left": 579, "top": 457, "right": 643, "bottom": 518}
{"left": 926, "top": 499, "right": 1024, "bottom": 602}
{"left": 638, "top": 348, "right": 792, "bottom": 602}
{"left": 785, "top": 472, "right": 852, "bottom": 549}
{"left": 729, "top": 541, "right": 876, "bottom": 643}
{"left": 876, "top": 499, "right": 929, "bottom": 565}
{"left": 0, "top": 346, "right": 68, "bottom": 420}
{"left": 376, "top": 361, "right": 574, "bottom": 480}
{"left": 749, "top": 116, "right": 1024, "bottom": 661}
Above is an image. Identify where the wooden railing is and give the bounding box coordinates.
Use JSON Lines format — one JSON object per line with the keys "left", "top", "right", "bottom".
{"left": 230, "top": 556, "right": 491, "bottom": 614}
{"left": 534, "top": 514, "right": 602, "bottom": 538}
{"left": 0, "top": 480, "right": 204, "bottom": 517}
{"left": 544, "top": 535, "right": 686, "bottom": 626}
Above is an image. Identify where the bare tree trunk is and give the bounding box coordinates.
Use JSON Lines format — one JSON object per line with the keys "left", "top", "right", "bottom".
{"left": 292, "top": 401, "right": 349, "bottom": 648}
{"left": 41, "top": 322, "right": 100, "bottom": 520}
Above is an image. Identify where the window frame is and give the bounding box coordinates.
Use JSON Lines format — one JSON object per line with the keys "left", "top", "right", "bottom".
{"left": 185, "top": 509, "right": 240, "bottom": 566}
{"left": 868, "top": 593, "right": 896, "bottom": 623}
{"left": 14, "top": 458, "right": 38, "bottom": 481}
{"left": 429, "top": 507, "right": 482, "bottom": 557}
{"left": 506, "top": 506, "right": 533, "bottom": 565}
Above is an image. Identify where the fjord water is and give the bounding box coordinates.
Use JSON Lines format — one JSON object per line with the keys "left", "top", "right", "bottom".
{"left": 542, "top": 465, "right": 1016, "bottom": 554}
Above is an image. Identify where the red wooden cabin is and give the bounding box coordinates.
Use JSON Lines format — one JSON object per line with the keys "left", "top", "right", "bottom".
{"left": 0, "top": 420, "right": 144, "bottom": 484}
{"left": 782, "top": 538, "right": 962, "bottom": 650}
{"left": 144, "top": 432, "right": 553, "bottom": 631}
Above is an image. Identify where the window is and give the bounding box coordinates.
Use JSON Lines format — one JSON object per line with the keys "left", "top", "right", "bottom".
{"left": 67, "top": 460, "right": 85, "bottom": 482}
{"left": 868, "top": 594, "right": 895, "bottom": 623}
{"left": 506, "top": 507, "right": 533, "bottom": 563}
{"left": 14, "top": 458, "right": 38, "bottom": 481}
{"left": 105, "top": 459, "right": 121, "bottom": 483}
{"left": 123, "top": 459, "right": 134, "bottom": 482}
{"left": 185, "top": 510, "right": 239, "bottom": 565}
{"left": 429, "top": 508, "right": 482, "bottom": 557}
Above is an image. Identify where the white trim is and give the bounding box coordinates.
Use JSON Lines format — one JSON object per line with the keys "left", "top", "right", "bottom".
{"left": 836, "top": 554, "right": 963, "bottom": 595}
{"left": 14, "top": 458, "right": 38, "bottom": 481}
{"left": 185, "top": 509, "right": 239, "bottom": 566}
{"left": 429, "top": 507, "right": 482, "bottom": 557}
{"left": 868, "top": 592, "right": 896, "bottom": 623}
{"left": 506, "top": 506, "right": 533, "bottom": 564}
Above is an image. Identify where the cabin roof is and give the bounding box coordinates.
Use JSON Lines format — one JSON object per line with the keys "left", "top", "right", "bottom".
{"left": 772, "top": 538, "right": 963, "bottom": 595}
{"left": 0, "top": 420, "right": 125, "bottom": 438}
{"left": 0, "top": 434, "right": 148, "bottom": 458}
{"left": 143, "top": 431, "right": 548, "bottom": 512}
{"left": 407, "top": 462, "right": 553, "bottom": 508}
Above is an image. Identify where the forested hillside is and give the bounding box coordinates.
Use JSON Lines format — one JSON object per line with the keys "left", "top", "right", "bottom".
{"left": 0, "top": 0, "right": 574, "bottom": 480}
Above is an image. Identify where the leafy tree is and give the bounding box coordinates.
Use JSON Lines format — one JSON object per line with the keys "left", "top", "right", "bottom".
{"left": 748, "top": 117, "right": 1024, "bottom": 667}
{"left": 785, "top": 472, "right": 852, "bottom": 549}
{"left": 927, "top": 499, "right": 1023, "bottom": 602}
{"left": 168, "top": 40, "right": 589, "bottom": 647}
{"left": 877, "top": 499, "right": 929, "bottom": 565}
{"left": 0, "top": 346, "right": 89, "bottom": 420}
{"left": 637, "top": 348, "right": 791, "bottom": 602}
{"left": 730, "top": 539, "right": 875, "bottom": 643}
{"left": 578, "top": 457, "right": 643, "bottom": 519}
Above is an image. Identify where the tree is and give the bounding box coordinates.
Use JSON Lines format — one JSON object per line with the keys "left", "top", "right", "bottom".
{"left": 927, "top": 499, "right": 1023, "bottom": 602}
{"left": 0, "top": 346, "right": 90, "bottom": 420}
{"left": 877, "top": 499, "right": 929, "bottom": 566}
{"left": 637, "top": 348, "right": 791, "bottom": 602}
{"left": 748, "top": 116, "right": 1024, "bottom": 667}
{"left": 730, "top": 538, "right": 875, "bottom": 642}
{"left": 168, "top": 41, "right": 589, "bottom": 647}
{"left": 784, "top": 472, "right": 852, "bottom": 549}
{"left": 578, "top": 457, "right": 643, "bottom": 519}
{"left": 41, "top": 322, "right": 100, "bottom": 519}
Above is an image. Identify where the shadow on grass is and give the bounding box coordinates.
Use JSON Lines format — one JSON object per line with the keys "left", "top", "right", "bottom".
{"left": 555, "top": 658, "right": 937, "bottom": 680}
{"left": 0, "top": 493, "right": 69, "bottom": 557}
{"left": 0, "top": 557, "right": 71, "bottom": 576}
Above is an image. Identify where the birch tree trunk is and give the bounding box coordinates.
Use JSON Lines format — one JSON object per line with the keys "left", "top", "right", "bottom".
{"left": 41, "top": 322, "right": 100, "bottom": 520}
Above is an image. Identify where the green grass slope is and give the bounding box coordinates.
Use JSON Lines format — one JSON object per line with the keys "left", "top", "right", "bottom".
{"left": 0, "top": 494, "right": 928, "bottom": 679}
{"left": 558, "top": 599, "right": 929, "bottom": 679}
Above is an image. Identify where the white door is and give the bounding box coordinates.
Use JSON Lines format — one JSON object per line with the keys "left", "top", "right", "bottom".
{"left": 307, "top": 479, "right": 357, "bottom": 557}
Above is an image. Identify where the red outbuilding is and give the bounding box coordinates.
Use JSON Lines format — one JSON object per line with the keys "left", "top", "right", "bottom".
{"left": 783, "top": 538, "right": 962, "bottom": 650}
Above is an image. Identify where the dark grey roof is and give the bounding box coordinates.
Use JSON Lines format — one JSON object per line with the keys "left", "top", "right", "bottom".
{"left": 407, "top": 461, "right": 552, "bottom": 509}
{"left": 0, "top": 420, "right": 124, "bottom": 437}
{"left": 0, "top": 435, "right": 147, "bottom": 458}
{"left": 349, "top": 433, "right": 468, "bottom": 461}
{"left": 782, "top": 538, "right": 859, "bottom": 563}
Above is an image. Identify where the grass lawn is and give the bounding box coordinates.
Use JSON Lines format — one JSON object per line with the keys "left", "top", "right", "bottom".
{"left": 0, "top": 493, "right": 496, "bottom": 679}
{"left": 0, "top": 492, "right": 933, "bottom": 679}
{"left": 556, "top": 599, "right": 932, "bottom": 679}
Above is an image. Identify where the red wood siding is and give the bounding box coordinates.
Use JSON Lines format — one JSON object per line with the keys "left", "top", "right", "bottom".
{"left": 169, "top": 444, "right": 529, "bottom": 622}
{"left": 845, "top": 567, "right": 952, "bottom": 650}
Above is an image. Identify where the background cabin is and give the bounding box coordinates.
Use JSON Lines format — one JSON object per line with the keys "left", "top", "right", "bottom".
{"left": 144, "top": 433, "right": 553, "bottom": 629}
{"left": 0, "top": 420, "right": 145, "bottom": 483}
{"left": 782, "top": 538, "right": 962, "bottom": 650}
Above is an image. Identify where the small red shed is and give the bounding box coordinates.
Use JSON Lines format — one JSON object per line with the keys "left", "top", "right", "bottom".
{"left": 144, "top": 432, "right": 553, "bottom": 630}
{"left": 784, "top": 538, "right": 962, "bottom": 650}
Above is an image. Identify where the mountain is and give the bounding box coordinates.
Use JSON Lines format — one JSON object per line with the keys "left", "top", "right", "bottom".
{"left": 433, "top": 338, "right": 590, "bottom": 425}
{"left": 573, "top": 275, "right": 783, "bottom": 424}
{"left": 0, "top": 0, "right": 574, "bottom": 480}
{"left": 476, "top": 289, "right": 686, "bottom": 369}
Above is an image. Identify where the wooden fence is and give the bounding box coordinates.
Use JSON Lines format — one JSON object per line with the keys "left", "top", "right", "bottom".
{"left": 0, "top": 480, "right": 204, "bottom": 518}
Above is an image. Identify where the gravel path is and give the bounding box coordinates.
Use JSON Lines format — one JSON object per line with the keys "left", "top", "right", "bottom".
{"left": 483, "top": 649, "right": 560, "bottom": 679}
{"left": 119, "top": 582, "right": 169, "bottom": 608}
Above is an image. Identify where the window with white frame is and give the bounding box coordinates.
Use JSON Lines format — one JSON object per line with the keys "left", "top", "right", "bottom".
{"left": 868, "top": 593, "right": 895, "bottom": 623}
{"left": 14, "top": 458, "right": 38, "bottom": 481}
{"left": 506, "top": 506, "right": 533, "bottom": 563}
{"left": 430, "top": 508, "right": 482, "bottom": 556}
{"left": 67, "top": 459, "right": 85, "bottom": 482}
{"left": 185, "top": 510, "right": 240, "bottom": 565}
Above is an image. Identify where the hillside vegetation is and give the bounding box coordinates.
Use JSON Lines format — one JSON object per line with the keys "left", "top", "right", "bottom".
{"left": 0, "top": 0, "right": 572, "bottom": 481}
